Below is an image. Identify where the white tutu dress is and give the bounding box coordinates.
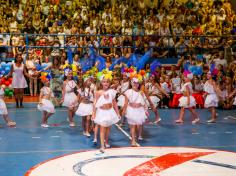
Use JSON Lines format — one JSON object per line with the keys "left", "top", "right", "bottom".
{"left": 0, "top": 88, "right": 8, "bottom": 115}
{"left": 125, "top": 89, "right": 148, "bottom": 125}
{"left": 62, "top": 80, "right": 79, "bottom": 108}
{"left": 204, "top": 81, "right": 218, "bottom": 108}
{"left": 179, "top": 82, "right": 196, "bottom": 108}
{"left": 37, "top": 86, "right": 55, "bottom": 113}
{"left": 145, "top": 82, "right": 160, "bottom": 107}
{"left": 117, "top": 81, "right": 130, "bottom": 107}
{"left": 12, "top": 63, "right": 28, "bottom": 88}
{"left": 76, "top": 88, "right": 93, "bottom": 116}
{"left": 94, "top": 89, "right": 119, "bottom": 127}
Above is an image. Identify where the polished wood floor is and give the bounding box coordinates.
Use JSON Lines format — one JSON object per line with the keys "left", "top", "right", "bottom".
{"left": 4, "top": 96, "right": 39, "bottom": 103}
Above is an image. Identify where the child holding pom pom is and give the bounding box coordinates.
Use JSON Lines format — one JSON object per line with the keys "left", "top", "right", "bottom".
{"left": 0, "top": 85, "right": 16, "bottom": 127}
{"left": 38, "top": 76, "right": 55, "bottom": 128}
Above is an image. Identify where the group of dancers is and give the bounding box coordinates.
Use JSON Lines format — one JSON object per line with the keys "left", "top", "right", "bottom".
{"left": 1, "top": 60, "right": 236, "bottom": 153}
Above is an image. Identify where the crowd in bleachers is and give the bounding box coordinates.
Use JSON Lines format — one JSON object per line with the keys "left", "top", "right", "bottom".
{"left": 0, "top": 0, "right": 236, "bottom": 110}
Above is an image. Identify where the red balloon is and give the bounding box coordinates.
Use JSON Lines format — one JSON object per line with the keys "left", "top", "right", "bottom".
{"left": 5, "top": 81, "right": 10, "bottom": 86}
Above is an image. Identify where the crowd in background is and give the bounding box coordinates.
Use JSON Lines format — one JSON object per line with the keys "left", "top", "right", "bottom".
{"left": 0, "top": 0, "right": 236, "bottom": 109}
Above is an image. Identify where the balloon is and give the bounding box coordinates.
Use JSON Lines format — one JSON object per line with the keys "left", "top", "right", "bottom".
{"left": 0, "top": 67, "right": 2, "bottom": 72}
{"left": 5, "top": 66, "right": 10, "bottom": 73}
{"left": 1, "top": 62, "right": 7, "bottom": 68}
{"left": 4, "top": 88, "right": 10, "bottom": 96}
{"left": 8, "top": 92, "right": 13, "bottom": 97}
{"left": 1, "top": 71, "right": 5, "bottom": 75}
{"left": 4, "top": 81, "right": 10, "bottom": 86}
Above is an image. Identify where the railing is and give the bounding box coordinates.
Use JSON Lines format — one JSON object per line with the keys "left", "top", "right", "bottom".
{"left": 0, "top": 33, "right": 236, "bottom": 62}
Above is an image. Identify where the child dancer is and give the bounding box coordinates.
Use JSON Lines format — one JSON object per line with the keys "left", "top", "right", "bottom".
{"left": 92, "top": 70, "right": 120, "bottom": 153}
{"left": 117, "top": 73, "right": 130, "bottom": 126}
{"left": 145, "top": 74, "right": 168, "bottom": 123}
{"left": 61, "top": 69, "right": 79, "bottom": 127}
{"left": 175, "top": 73, "right": 200, "bottom": 124}
{"left": 203, "top": 71, "right": 221, "bottom": 123}
{"left": 38, "top": 76, "right": 55, "bottom": 128}
{"left": 122, "top": 76, "right": 148, "bottom": 146}
{"left": 0, "top": 85, "right": 16, "bottom": 127}
{"left": 76, "top": 77, "right": 93, "bottom": 137}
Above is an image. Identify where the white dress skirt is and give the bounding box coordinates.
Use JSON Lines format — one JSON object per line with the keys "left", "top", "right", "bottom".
{"left": 76, "top": 88, "right": 93, "bottom": 116}
{"left": 179, "top": 96, "right": 196, "bottom": 108}
{"left": 76, "top": 103, "right": 93, "bottom": 116}
{"left": 94, "top": 89, "right": 119, "bottom": 127}
{"left": 179, "top": 82, "right": 196, "bottom": 108}
{"left": 0, "top": 99, "right": 8, "bottom": 115}
{"left": 0, "top": 88, "right": 7, "bottom": 115}
{"left": 204, "top": 82, "right": 218, "bottom": 108}
{"left": 12, "top": 63, "right": 28, "bottom": 88}
{"left": 125, "top": 89, "right": 147, "bottom": 125}
{"left": 38, "top": 99, "right": 55, "bottom": 113}
{"left": 62, "top": 80, "right": 78, "bottom": 108}
{"left": 145, "top": 95, "right": 160, "bottom": 107}
{"left": 233, "top": 97, "right": 236, "bottom": 106}
{"left": 37, "top": 87, "right": 55, "bottom": 113}
{"left": 145, "top": 83, "right": 160, "bottom": 107}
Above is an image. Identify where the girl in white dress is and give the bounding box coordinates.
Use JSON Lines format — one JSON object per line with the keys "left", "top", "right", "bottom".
{"left": 92, "top": 72, "right": 120, "bottom": 153}
{"left": 203, "top": 72, "right": 221, "bottom": 123}
{"left": 175, "top": 73, "right": 200, "bottom": 124}
{"left": 61, "top": 69, "right": 79, "bottom": 127}
{"left": 38, "top": 77, "right": 55, "bottom": 128}
{"left": 145, "top": 74, "right": 169, "bottom": 123}
{"left": 76, "top": 77, "right": 94, "bottom": 137}
{"left": 117, "top": 73, "right": 130, "bottom": 126}
{"left": 0, "top": 85, "right": 16, "bottom": 127}
{"left": 6, "top": 54, "right": 30, "bottom": 108}
{"left": 122, "top": 77, "right": 148, "bottom": 146}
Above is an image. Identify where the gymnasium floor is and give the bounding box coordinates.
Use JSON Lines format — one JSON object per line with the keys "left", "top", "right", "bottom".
{"left": 0, "top": 101, "right": 236, "bottom": 176}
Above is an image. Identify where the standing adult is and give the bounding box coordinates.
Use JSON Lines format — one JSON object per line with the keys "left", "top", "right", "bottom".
{"left": 6, "top": 53, "right": 30, "bottom": 108}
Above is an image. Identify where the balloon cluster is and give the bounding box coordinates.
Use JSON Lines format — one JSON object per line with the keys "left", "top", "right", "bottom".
{"left": 0, "top": 62, "right": 14, "bottom": 97}
{"left": 0, "top": 62, "right": 12, "bottom": 76}
{"left": 0, "top": 77, "right": 14, "bottom": 97}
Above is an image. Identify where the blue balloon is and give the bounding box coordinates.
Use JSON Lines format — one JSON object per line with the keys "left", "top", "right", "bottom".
{"left": 7, "top": 62, "right": 12, "bottom": 66}
{"left": 4, "top": 67, "right": 10, "bottom": 74}
{"left": 1, "top": 71, "right": 5, "bottom": 75}
{"left": 1, "top": 62, "right": 7, "bottom": 68}
{"left": 0, "top": 67, "right": 2, "bottom": 72}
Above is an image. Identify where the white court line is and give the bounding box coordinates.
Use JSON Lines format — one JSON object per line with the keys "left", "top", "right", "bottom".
{"left": 115, "top": 124, "right": 140, "bottom": 147}
{"left": 192, "top": 132, "right": 200, "bottom": 135}
{"left": 0, "top": 149, "right": 79, "bottom": 154}
{"left": 50, "top": 136, "right": 60, "bottom": 138}
{"left": 56, "top": 130, "right": 63, "bottom": 133}
{"left": 225, "top": 131, "right": 233, "bottom": 134}
{"left": 209, "top": 132, "right": 216, "bottom": 134}
{"left": 32, "top": 137, "right": 41, "bottom": 139}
